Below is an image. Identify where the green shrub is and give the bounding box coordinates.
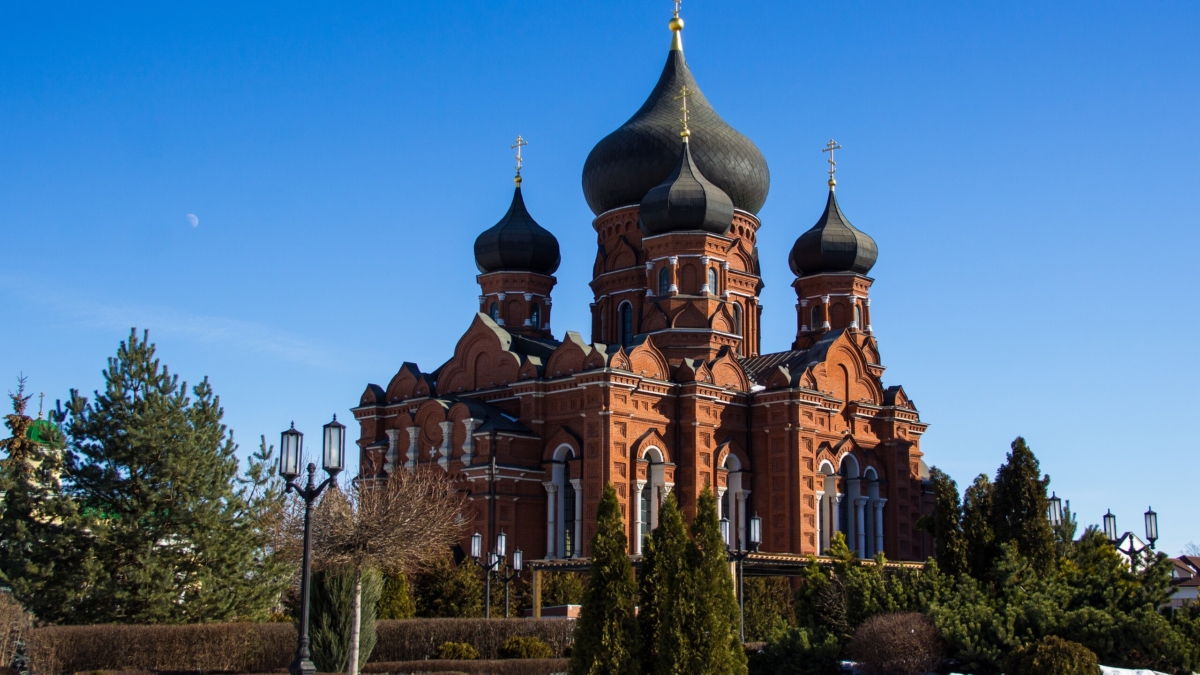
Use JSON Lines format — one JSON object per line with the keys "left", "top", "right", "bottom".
{"left": 497, "top": 635, "right": 553, "bottom": 659}
{"left": 748, "top": 626, "right": 841, "bottom": 675}
{"left": 1006, "top": 636, "right": 1100, "bottom": 675}
{"left": 378, "top": 572, "right": 416, "bottom": 620}
{"left": 435, "top": 642, "right": 480, "bottom": 660}
{"left": 310, "top": 567, "right": 384, "bottom": 673}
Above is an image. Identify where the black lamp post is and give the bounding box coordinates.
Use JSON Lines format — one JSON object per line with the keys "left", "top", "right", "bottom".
{"left": 278, "top": 416, "right": 345, "bottom": 675}
{"left": 495, "top": 541, "right": 523, "bottom": 618}
{"left": 1103, "top": 507, "right": 1159, "bottom": 571}
{"left": 470, "top": 530, "right": 505, "bottom": 618}
{"left": 1048, "top": 492, "right": 1063, "bottom": 527}
{"left": 723, "top": 512, "right": 762, "bottom": 644}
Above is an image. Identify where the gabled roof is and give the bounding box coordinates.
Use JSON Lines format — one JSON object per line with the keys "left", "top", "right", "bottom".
{"left": 738, "top": 329, "right": 846, "bottom": 386}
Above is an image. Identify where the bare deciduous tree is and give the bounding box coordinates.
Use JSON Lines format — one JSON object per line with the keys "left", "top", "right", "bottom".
{"left": 287, "top": 468, "right": 466, "bottom": 675}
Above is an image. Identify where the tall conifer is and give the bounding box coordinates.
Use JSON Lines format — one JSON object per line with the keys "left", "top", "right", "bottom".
{"left": 638, "top": 492, "right": 689, "bottom": 675}
{"left": 992, "top": 437, "right": 1055, "bottom": 574}
{"left": 569, "top": 483, "right": 637, "bottom": 675}
{"left": 929, "top": 467, "right": 968, "bottom": 578}
{"left": 683, "top": 488, "right": 747, "bottom": 675}
{"left": 0, "top": 378, "right": 92, "bottom": 623}
{"left": 65, "top": 329, "right": 288, "bottom": 623}
{"left": 962, "top": 474, "right": 997, "bottom": 581}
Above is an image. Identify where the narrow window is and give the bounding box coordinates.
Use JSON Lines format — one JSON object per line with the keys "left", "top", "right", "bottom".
{"left": 854, "top": 305, "right": 863, "bottom": 329}
{"left": 708, "top": 267, "right": 718, "bottom": 295}
{"left": 530, "top": 303, "right": 541, "bottom": 329}
{"left": 658, "top": 267, "right": 671, "bottom": 295}
{"left": 720, "top": 489, "right": 731, "bottom": 521}
{"left": 640, "top": 485, "right": 651, "bottom": 544}
{"left": 619, "top": 301, "right": 633, "bottom": 346}
{"left": 489, "top": 303, "right": 499, "bottom": 322}
{"left": 732, "top": 303, "right": 744, "bottom": 356}
{"left": 563, "top": 481, "right": 577, "bottom": 557}
{"left": 811, "top": 304, "right": 824, "bottom": 328}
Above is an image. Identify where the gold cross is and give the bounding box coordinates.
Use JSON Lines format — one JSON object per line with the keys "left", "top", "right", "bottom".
{"left": 511, "top": 135, "right": 528, "bottom": 177}
{"left": 675, "top": 86, "right": 694, "bottom": 138}
{"left": 822, "top": 139, "right": 842, "bottom": 187}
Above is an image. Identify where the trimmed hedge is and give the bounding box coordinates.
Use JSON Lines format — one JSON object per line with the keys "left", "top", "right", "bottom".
{"left": 362, "top": 659, "right": 568, "bottom": 675}
{"left": 27, "top": 619, "right": 575, "bottom": 674}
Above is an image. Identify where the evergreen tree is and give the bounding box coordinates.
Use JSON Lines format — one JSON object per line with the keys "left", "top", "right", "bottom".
{"left": 569, "top": 483, "right": 637, "bottom": 675}
{"left": 310, "top": 567, "right": 383, "bottom": 674}
{"left": 961, "top": 474, "right": 996, "bottom": 581}
{"left": 928, "top": 467, "right": 968, "bottom": 578}
{"left": 377, "top": 572, "right": 415, "bottom": 620}
{"left": 638, "top": 492, "right": 689, "bottom": 675}
{"left": 992, "top": 437, "right": 1055, "bottom": 574}
{"left": 0, "top": 378, "right": 93, "bottom": 623}
{"left": 682, "top": 487, "right": 747, "bottom": 675}
{"left": 412, "top": 551, "right": 483, "bottom": 617}
{"left": 64, "top": 329, "right": 288, "bottom": 623}
{"left": 1053, "top": 499, "right": 1078, "bottom": 559}
{"left": 741, "top": 577, "right": 795, "bottom": 642}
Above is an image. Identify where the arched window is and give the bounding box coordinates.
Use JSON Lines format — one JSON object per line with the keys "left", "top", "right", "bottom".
{"left": 489, "top": 303, "right": 500, "bottom": 322}
{"left": 811, "top": 304, "right": 825, "bottom": 328}
{"left": 708, "top": 267, "right": 719, "bottom": 295}
{"left": 619, "top": 301, "right": 633, "bottom": 347}
{"left": 854, "top": 304, "right": 863, "bottom": 329}
{"left": 530, "top": 303, "right": 541, "bottom": 329}
{"left": 563, "top": 480, "right": 577, "bottom": 557}
{"left": 639, "top": 486, "right": 651, "bottom": 547}
{"left": 658, "top": 267, "right": 671, "bottom": 295}
{"left": 732, "top": 304, "right": 744, "bottom": 356}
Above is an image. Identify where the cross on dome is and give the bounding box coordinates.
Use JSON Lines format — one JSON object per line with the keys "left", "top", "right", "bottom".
{"left": 674, "top": 86, "right": 694, "bottom": 138}
{"left": 822, "top": 139, "right": 842, "bottom": 190}
{"left": 511, "top": 135, "right": 528, "bottom": 185}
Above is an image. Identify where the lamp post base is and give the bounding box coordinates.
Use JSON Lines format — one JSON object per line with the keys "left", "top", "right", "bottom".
{"left": 288, "top": 657, "right": 316, "bottom": 675}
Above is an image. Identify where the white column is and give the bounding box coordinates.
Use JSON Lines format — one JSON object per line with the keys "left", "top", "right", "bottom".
{"left": 634, "top": 480, "right": 648, "bottom": 554}
{"left": 833, "top": 493, "right": 843, "bottom": 542}
{"left": 700, "top": 256, "right": 712, "bottom": 294}
{"left": 873, "top": 498, "right": 887, "bottom": 556}
{"left": 848, "top": 296, "right": 859, "bottom": 330}
{"left": 438, "top": 421, "right": 454, "bottom": 471}
{"left": 716, "top": 487, "right": 728, "bottom": 519}
{"left": 384, "top": 429, "right": 402, "bottom": 474}
{"left": 461, "top": 418, "right": 480, "bottom": 465}
{"left": 570, "top": 479, "right": 583, "bottom": 558}
{"left": 815, "top": 491, "right": 825, "bottom": 553}
{"left": 821, "top": 295, "right": 831, "bottom": 330}
{"left": 865, "top": 297, "right": 873, "bottom": 334}
{"left": 855, "top": 497, "right": 869, "bottom": 557}
{"left": 405, "top": 426, "right": 420, "bottom": 469}
{"left": 543, "top": 481, "right": 558, "bottom": 559}
{"left": 668, "top": 256, "right": 679, "bottom": 294}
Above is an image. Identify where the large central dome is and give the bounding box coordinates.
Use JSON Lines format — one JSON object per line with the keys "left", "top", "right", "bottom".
{"left": 581, "top": 22, "right": 770, "bottom": 216}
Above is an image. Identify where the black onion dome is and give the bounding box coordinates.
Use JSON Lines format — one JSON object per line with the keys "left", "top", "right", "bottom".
{"left": 474, "top": 186, "right": 561, "bottom": 275}
{"left": 788, "top": 189, "right": 878, "bottom": 277}
{"left": 640, "top": 139, "right": 734, "bottom": 236}
{"left": 581, "top": 44, "right": 770, "bottom": 216}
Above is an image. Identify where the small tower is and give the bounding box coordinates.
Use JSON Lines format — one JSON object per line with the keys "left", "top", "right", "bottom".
{"left": 473, "top": 137, "right": 560, "bottom": 338}
{"left": 788, "top": 141, "right": 878, "bottom": 348}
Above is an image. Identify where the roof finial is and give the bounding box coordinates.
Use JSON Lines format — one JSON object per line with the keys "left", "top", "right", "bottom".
{"left": 822, "top": 139, "right": 842, "bottom": 191}
{"left": 511, "top": 135, "right": 528, "bottom": 187}
{"left": 669, "top": 0, "right": 684, "bottom": 51}
{"left": 675, "top": 86, "right": 694, "bottom": 140}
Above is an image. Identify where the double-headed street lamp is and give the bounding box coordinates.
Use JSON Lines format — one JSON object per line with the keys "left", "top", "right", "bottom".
{"left": 1103, "top": 507, "right": 1158, "bottom": 571}
{"left": 722, "top": 513, "right": 762, "bottom": 644}
{"left": 278, "top": 416, "right": 346, "bottom": 675}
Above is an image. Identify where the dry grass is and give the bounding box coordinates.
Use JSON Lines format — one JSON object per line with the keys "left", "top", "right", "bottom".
{"left": 361, "top": 659, "right": 567, "bottom": 675}
{"left": 0, "top": 591, "right": 34, "bottom": 668}
{"left": 846, "top": 612, "right": 944, "bottom": 675}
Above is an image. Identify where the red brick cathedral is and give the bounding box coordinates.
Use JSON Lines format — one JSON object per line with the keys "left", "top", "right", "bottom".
{"left": 354, "top": 11, "right": 933, "bottom": 563}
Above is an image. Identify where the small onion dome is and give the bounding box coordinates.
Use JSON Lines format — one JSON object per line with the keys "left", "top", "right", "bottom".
{"left": 788, "top": 189, "right": 878, "bottom": 277}
{"left": 581, "top": 32, "right": 769, "bottom": 216}
{"left": 474, "top": 186, "right": 561, "bottom": 275}
{"left": 639, "top": 139, "right": 734, "bottom": 236}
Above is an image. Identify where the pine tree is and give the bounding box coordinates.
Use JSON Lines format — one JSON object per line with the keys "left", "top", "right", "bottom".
{"left": 64, "top": 329, "right": 289, "bottom": 623}
{"left": 682, "top": 487, "right": 747, "bottom": 675}
{"left": 928, "top": 467, "right": 968, "bottom": 578}
{"left": 0, "top": 378, "right": 92, "bottom": 623}
{"left": 638, "top": 492, "right": 689, "bottom": 675}
{"left": 569, "top": 483, "right": 637, "bottom": 675}
{"left": 962, "top": 474, "right": 997, "bottom": 581}
{"left": 992, "top": 437, "right": 1055, "bottom": 574}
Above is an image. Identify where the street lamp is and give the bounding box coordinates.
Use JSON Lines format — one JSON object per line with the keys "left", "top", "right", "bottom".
{"left": 496, "top": 546, "right": 523, "bottom": 618}
{"left": 279, "top": 416, "right": 345, "bottom": 675}
{"left": 1103, "top": 507, "right": 1160, "bottom": 571}
{"left": 470, "top": 530, "right": 505, "bottom": 618}
{"left": 1047, "top": 492, "right": 1063, "bottom": 527}
{"left": 723, "top": 512, "right": 762, "bottom": 644}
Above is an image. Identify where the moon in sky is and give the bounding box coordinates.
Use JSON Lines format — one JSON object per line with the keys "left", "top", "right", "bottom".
{"left": 186, "top": 213, "right": 199, "bottom": 227}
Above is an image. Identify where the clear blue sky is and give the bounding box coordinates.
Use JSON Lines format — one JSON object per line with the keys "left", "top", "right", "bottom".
{"left": 1, "top": 2, "right": 1196, "bottom": 554}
